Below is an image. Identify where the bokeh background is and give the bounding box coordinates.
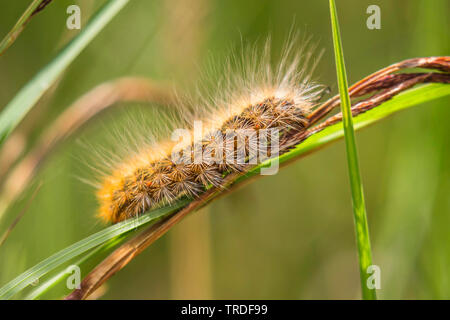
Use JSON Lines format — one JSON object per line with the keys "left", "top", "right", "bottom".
{"left": 0, "top": 0, "right": 449, "bottom": 299}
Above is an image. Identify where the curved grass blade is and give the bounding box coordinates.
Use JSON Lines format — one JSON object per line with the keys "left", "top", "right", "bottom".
{"left": 0, "top": 198, "right": 188, "bottom": 300}
{"left": 329, "top": 0, "right": 376, "bottom": 300}
{"left": 0, "top": 0, "right": 129, "bottom": 147}
{"left": 0, "top": 0, "right": 53, "bottom": 56}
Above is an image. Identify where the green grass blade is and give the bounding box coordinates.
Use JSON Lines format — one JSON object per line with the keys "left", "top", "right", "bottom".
{"left": 0, "top": 0, "right": 52, "bottom": 56}
{"left": 24, "top": 234, "right": 127, "bottom": 300}
{"left": 329, "top": 0, "right": 376, "bottom": 300}
{"left": 24, "top": 243, "right": 108, "bottom": 300}
{"left": 0, "top": 199, "right": 188, "bottom": 300}
{"left": 0, "top": 0, "right": 129, "bottom": 147}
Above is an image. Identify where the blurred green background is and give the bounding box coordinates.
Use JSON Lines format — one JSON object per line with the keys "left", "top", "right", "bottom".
{"left": 0, "top": 0, "right": 449, "bottom": 299}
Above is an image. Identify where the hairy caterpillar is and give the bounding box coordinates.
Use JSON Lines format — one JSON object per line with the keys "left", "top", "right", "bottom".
{"left": 96, "top": 39, "right": 324, "bottom": 223}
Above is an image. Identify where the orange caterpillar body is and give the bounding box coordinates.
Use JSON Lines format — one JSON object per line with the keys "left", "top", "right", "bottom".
{"left": 97, "top": 41, "right": 323, "bottom": 223}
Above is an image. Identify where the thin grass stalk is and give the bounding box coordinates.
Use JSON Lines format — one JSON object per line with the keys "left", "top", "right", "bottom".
{"left": 329, "top": 0, "right": 376, "bottom": 300}
{"left": 0, "top": 0, "right": 53, "bottom": 56}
